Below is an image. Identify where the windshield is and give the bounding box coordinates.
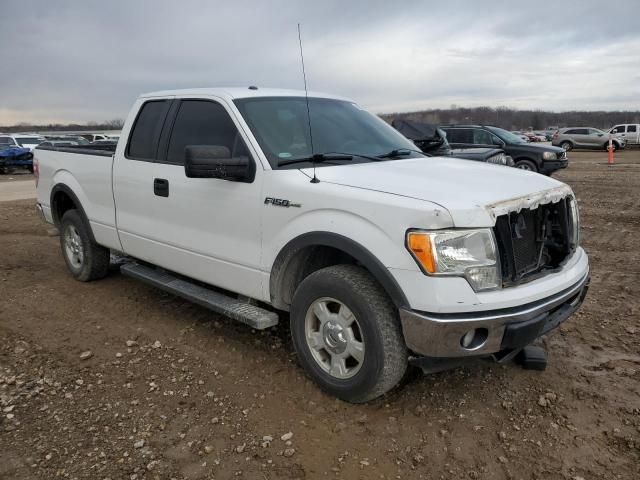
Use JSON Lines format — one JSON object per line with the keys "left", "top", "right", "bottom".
{"left": 487, "top": 127, "right": 526, "bottom": 144}
{"left": 234, "top": 97, "right": 422, "bottom": 168}
{"left": 16, "top": 137, "right": 44, "bottom": 145}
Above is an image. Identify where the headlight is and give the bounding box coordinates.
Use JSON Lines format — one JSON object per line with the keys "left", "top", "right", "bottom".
{"left": 568, "top": 196, "right": 580, "bottom": 248}
{"left": 487, "top": 153, "right": 506, "bottom": 165}
{"left": 406, "top": 229, "right": 501, "bottom": 291}
{"left": 542, "top": 151, "right": 557, "bottom": 160}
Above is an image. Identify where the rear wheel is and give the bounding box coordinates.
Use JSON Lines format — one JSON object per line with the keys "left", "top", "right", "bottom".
{"left": 60, "top": 209, "right": 110, "bottom": 281}
{"left": 290, "top": 264, "right": 407, "bottom": 403}
{"left": 604, "top": 142, "right": 618, "bottom": 151}
{"left": 515, "top": 159, "right": 538, "bottom": 172}
{"left": 560, "top": 141, "right": 573, "bottom": 151}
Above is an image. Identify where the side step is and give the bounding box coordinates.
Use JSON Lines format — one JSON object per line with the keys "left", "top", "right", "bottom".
{"left": 120, "top": 263, "right": 279, "bottom": 330}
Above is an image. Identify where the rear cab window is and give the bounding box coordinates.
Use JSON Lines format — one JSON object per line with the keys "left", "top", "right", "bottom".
{"left": 126, "top": 100, "right": 171, "bottom": 161}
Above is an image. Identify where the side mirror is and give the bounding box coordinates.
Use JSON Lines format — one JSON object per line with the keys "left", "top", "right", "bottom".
{"left": 184, "top": 145, "right": 253, "bottom": 182}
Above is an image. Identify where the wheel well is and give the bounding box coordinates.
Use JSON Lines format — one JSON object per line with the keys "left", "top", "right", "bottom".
{"left": 50, "top": 185, "right": 96, "bottom": 243}
{"left": 269, "top": 233, "right": 409, "bottom": 312}
{"left": 514, "top": 157, "right": 539, "bottom": 169}
{"left": 270, "top": 245, "right": 356, "bottom": 310}
{"left": 514, "top": 156, "right": 537, "bottom": 163}
{"left": 51, "top": 190, "right": 77, "bottom": 226}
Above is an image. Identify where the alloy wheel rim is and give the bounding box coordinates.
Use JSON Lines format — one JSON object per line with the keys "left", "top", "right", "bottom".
{"left": 64, "top": 225, "right": 84, "bottom": 269}
{"left": 304, "top": 297, "right": 365, "bottom": 379}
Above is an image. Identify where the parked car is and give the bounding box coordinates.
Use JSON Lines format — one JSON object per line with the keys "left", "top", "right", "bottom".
{"left": 91, "top": 139, "right": 119, "bottom": 146}
{"left": 43, "top": 135, "right": 90, "bottom": 145}
{"left": 391, "top": 119, "right": 513, "bottom": 166}
{"left": 0, "top": 134, "right": 46, "bottom": 151}
{"left": 78, "top": 133, "right": 111, "bottom": 143}
{"left": 528, "top": 132, "right": 548, "bottom": 142}
{"left": 608, "top": 124, "right": 639, "bottom": 146}
{"left": 38, "top": 140, "right": 78, "bottom": 148}
{"left": 552, "top": 128, "right": 625, "bottom": 152}
{"left": 0, "top": 143, "right": 33, "bottom": 173}
{"left": 441, "top": 125, "right": 567, "bottom": 174}
{"left": 511, "top": 131, "right": 530, "bottom": 142}
{"left": 35, "top": 87, "right": 589, "bottom": 403}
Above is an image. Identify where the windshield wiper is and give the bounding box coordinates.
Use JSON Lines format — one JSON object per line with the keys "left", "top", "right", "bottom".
{"left": 278, "top": 153, "right": 353, "bottom": 167}
{"left": 278, "top": 151, "right": 386, "bottom": 167}
{"left": 377, "top": 148, "right": 428, "bottom": 158}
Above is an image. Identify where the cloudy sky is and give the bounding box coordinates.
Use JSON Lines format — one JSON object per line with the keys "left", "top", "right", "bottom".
{"left": 1, "top": 0, "right": 639, "bottom": 125}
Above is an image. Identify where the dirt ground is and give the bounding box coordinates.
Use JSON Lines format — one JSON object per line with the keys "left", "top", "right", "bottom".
{"left": 0, "top": 150, "right": 638, "bottom": 480}
{"left": 0, "top": 171, "right": 33, "bottom": 183}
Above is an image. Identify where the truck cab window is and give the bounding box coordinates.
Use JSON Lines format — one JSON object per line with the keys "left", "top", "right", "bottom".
{"left": 126, "top": 100, "right": 171, "bottom": 160}
{"left": 627, "top": 125, "right": 636, "bottom": 133}
{"left": 166, "top": 100, "right": 249, "bottom": 165}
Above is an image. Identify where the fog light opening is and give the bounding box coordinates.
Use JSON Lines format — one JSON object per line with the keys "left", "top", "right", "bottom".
{"left": 460, "top": 328, "right": 489, "bottom": 350}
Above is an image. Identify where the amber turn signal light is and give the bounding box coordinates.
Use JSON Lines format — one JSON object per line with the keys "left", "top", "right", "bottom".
{"left": 407, "top": 232, "right": 436, "bottom": 274}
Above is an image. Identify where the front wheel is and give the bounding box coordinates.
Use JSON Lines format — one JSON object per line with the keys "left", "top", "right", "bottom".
{"left": 290, "top": 264, "right": 407, "bottom": 403}
{"left": 560, "top": 141, "right": 573, "bottom": 151}
{"left": 515, "top": 159, "right": 538, "bottom": 172}
{"left": 604, "top": 142, "right": 618, "bottom": 151}
{"left": 60, "top": 209, "right": 110, "bottom": 281}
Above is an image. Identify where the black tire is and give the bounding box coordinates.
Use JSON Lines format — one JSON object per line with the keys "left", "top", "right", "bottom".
{"left": 560, "top": 141, "right": 573, "bottom": 151}
{"left": 515, "top": 159, "right": 538, "bottom": 172}
{"left": 604, "top": 142, "right": 618, "bottom": 152}
{"left": 59, "top": 209, "right": 110, "bottom": 282}
{"left": 290, "top": 264, "right": 407, "bottom": 403}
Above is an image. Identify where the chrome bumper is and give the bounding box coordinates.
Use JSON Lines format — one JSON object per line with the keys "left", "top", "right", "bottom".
{"left": 35, "top": 203, "right": 46, "bottom": 223}
{"left": 400, "top": 273, "right": 589, "bottom": 358}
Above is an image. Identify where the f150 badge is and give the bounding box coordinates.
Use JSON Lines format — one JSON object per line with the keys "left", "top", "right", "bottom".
{"left": 264, "top": 197, "right": 301, "bottom": 208}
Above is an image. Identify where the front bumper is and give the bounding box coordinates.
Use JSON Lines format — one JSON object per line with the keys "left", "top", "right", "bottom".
{"left": 399, "top": 273, "right": 589, "bottom": 358}
{"left": 541, "top": 159, "right": 568, "bottom": 173}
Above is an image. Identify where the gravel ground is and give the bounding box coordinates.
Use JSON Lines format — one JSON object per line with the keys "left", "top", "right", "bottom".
{"left": 0, "top": 150, "right": 639, "bottom": 479}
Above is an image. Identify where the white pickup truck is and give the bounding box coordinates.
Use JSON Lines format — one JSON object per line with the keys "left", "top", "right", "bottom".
{"left": 35, "top": 88, "right": 589, "bottom": 402}
{"left": 609, "top": 124, "right": 640, "bottom": 145}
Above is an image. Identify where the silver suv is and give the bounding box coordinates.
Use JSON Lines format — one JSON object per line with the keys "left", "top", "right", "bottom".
{"left": 552, "top": 127, "right": 625, "bottom": 152}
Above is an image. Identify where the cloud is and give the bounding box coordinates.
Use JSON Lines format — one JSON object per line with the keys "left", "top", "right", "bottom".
{"left": 1, "top": 0, "right": 639, "bottom": 124}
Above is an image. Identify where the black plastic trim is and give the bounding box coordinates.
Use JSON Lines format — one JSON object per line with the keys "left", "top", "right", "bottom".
{"left": 49, "top": 184, "right": 97, "bottom": 243}
{"left": 36, "top": 145, "right": 114, "bottom": 157}
{"left": 270, "top": 232, "right": 409, "bottom": 309}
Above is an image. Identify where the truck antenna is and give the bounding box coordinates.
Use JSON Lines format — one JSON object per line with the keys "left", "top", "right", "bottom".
{"left": 297, "top": 23, "right": 318, "bottom": 183}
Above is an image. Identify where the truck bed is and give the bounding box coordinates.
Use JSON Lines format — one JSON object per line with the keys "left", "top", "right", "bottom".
{"left": 35, "top": 144, "right": 120, "bottom": 251}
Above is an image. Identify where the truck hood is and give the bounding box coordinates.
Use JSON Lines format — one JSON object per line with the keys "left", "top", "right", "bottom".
{"left": 302, "top": 157, "right": 572, "bottom": 227}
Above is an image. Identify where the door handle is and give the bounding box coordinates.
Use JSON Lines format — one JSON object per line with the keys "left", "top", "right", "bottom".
{"left": 154, "top": 178, "right": 169, "bottom": 197}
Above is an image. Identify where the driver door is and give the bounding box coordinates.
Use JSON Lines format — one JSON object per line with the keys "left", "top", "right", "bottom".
{"left": 145, "top": 97, "right": 265, "bottom": 300}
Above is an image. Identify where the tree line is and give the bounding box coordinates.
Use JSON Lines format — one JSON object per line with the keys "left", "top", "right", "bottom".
{"left": 3, "top": 107, "right": 640, "bottom": 133}
{"left": 380, "top": 107, "right": 640, "bottom": 130}
{"left": 0, "top": 119, "right": 124, "bottom": 133}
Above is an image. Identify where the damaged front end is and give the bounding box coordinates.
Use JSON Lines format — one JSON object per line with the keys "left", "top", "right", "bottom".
{"left": 487, "top": 185, "right": 579, "bottom": 288}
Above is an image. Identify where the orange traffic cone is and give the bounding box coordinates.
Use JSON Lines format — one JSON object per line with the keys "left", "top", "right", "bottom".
{"left": 608, "top": 142, "right": 614, "bottom": 165}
